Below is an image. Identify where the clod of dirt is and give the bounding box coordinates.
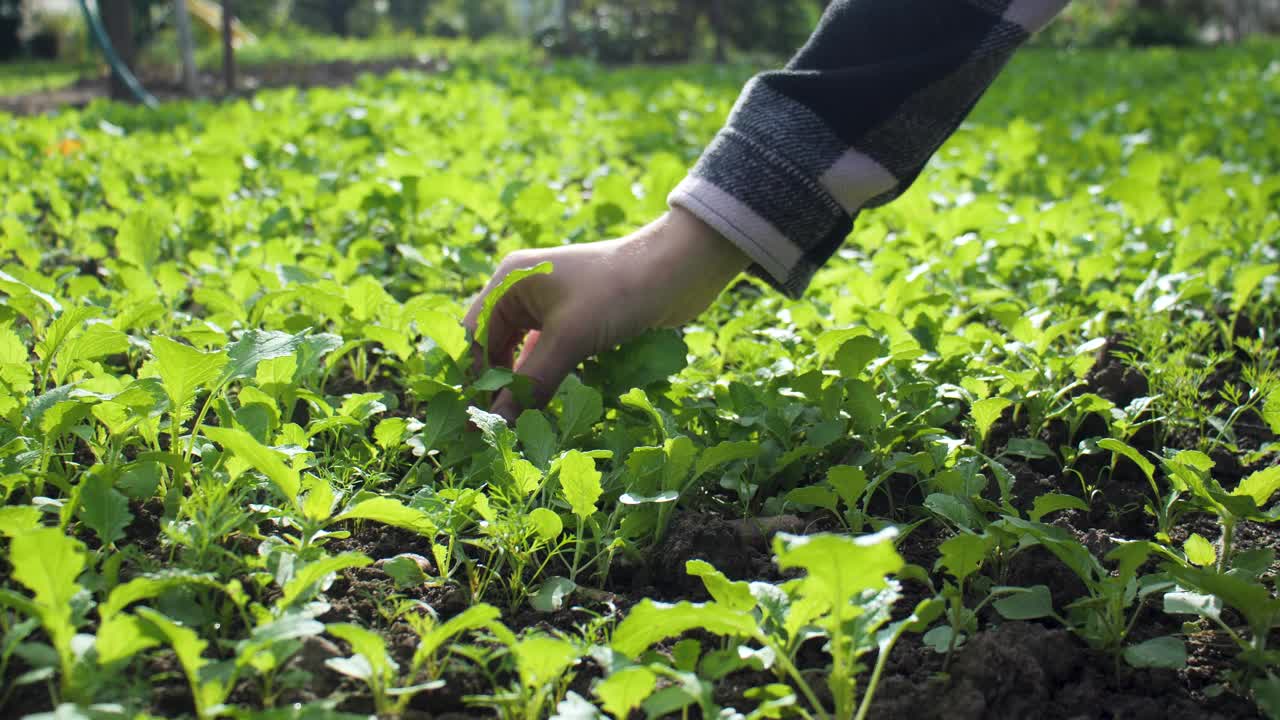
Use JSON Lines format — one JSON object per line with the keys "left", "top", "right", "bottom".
{"left": 649, "top": 512, "right": 774, "bottom": 595}
{"left": 943, "top": 622, "right": 1081, "bottom": 718}
{"left": 725, "top": 514, "right": 807, "bottom": 546}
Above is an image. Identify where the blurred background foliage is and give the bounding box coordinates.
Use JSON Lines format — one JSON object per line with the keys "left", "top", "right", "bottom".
{"left": 1, "top": 0, "right": 1277, "bottom": 71}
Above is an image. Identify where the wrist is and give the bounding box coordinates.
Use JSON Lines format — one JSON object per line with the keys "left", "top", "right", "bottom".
{"left": 662, "top": 205, "right": 751, "bottom": 285}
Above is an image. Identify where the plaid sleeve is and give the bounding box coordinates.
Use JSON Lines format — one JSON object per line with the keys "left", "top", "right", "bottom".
{"left": 668, "top": 0, "right": 1069, "bottom": 297}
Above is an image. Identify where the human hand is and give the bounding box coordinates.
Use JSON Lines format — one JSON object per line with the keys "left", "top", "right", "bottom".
{"left": 462, "top": 206, "right": 749, "bottom": 421}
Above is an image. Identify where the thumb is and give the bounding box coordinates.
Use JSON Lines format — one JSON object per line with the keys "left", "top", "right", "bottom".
{"left": 490, "top": 327, "right": 585, "bottom": 422}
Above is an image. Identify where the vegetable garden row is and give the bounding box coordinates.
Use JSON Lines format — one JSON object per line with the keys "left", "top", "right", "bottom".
{"left": 0, "top": 42, "right": 1277, "bottom": 719}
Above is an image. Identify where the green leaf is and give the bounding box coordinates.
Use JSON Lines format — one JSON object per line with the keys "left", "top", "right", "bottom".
{"left": 530, "top": 576, "right": 576, "bottom": 613}
{"left": 1098, "top": 438, "right": 1156, "bottom": 483}
{"left": 97, "top": 613, "right": 162, "bottom": 666}
{"left": 557, "top": 375, "right": 602, "bottom": 443}
{"left": 971, "top": 397, "right": 1011, "bottom": 444}
{"left": 936, "top": 533, "right": 993, "bottom": 583}
{"left": 474, "top": 262, "right": 553, "bottom": 353}
{"left": 0, "top": 505, "right": 41, "bottom": 537}
{"left": 527, "top": 507, "right": 563, "bottom": 542}
{"left": 327, "top": 623, "right": 396, "bottom": 683}
{"left": 373, "top": 418, "right": 408, "bottom": 451}
{"left": 100, "top": 570, "right": 223, "bottom": 622}
{"left": 115, "top": 206, "right": 166, "bottom": 271}
{"left": 1183, "top": 533, "right": 1217, "bottom": 567}
{"left": 685, "top": 559, "right": 755, "bottom": 612}
{"left": 205, "top": 426, "right": 300, "bottom": 503}
{"left": 785, "top": 486, "right": 839, "bottom": 512}
{"left": 559, "top": 450, "right": 602, "bottom": 521}
{"left": 1249, "top": 673, "right": 1280, "bottom": 720}
{"left": 694, "top": 440, "right": 760, "bottom": 481}
{"left": 280, "top": 553, "right": 373, "bottom": 609}
{"left": 335, "top": 497, "right": 437, "bottom": 536}
{"left": 772, "top": 529, "right": 902, "bottom": 622}
{"left": 516, "top": 410, "right": 557, "bottom": 470}
{"left": 585, "top": 328, "right": 688, "bottom": 396}
{"left": 9, "top": 528, "right": 85, "bottom": 661}
{"left": 992, "top": 585, "right": 1054, "bottom": 620}
{"left": 1231, "top": 263, "right": 1279, "bottom": 313}
{"left": 224, "top": 329, "right": 310, "bottom": 381}
{"left": 827, "top": 465, "right": 868, "bottom": 508}
{"left": 417, "top": 603, "right": 507, "bottom": 659}
{"left": 595, "top": 666, "right": 657, "bottom": 720}
{"left": 1028, "top": 492, "right": 1089, "bottom": 522}
{"left": 1263, "top": 388, "right": 1280, "bottom": 435}
{"left": 834, "top": 335, "right": 880, "bottom": 378}
{"left": 150, "top": 336, "right": 228, "bottom": 411}
{"left": 78, "top": 472, "right": 132, "bottom": 547}
{"left": 611, "top": 600, "right": 756, "bottom": 658}
{"left": 513, "top": 634, "right": 578, "bottom": 690}
{"left": 1234, "top": 465, "right": 1280, "bottom": 508}
{"left": 1123, "top": 636, "right": 1187, "bottom": 670}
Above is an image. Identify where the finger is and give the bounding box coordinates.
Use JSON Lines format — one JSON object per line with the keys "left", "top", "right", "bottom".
{"left": 490, "top": 328, "right": 584, "bottom": 421}
{"left": 463, "top": 276, "right": 539, "bottom": 376}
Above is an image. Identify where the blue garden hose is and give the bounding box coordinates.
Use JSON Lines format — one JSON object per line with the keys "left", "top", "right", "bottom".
{"left": 77, "top": 0, "right": 158, "bottom": 107}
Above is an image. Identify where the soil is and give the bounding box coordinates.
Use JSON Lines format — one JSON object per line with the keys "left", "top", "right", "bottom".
{"left": 0, "top": 56, "right": 447, "bottom": 116}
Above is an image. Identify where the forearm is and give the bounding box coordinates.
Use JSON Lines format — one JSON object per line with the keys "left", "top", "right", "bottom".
{"left": 670, "top": 0, "right": 1069, "bottom": 297}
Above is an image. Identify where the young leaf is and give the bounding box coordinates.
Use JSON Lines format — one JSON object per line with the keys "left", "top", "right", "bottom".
{"left": 1263, "top": 388, "right": 1280, "bottom": 435}
{"left": 78, "top": 471, "right": 133, "bottom": 547}
{"left": 513, "top": 634, "right": 578, "bottom": 690}
{"left": 992, "top": 584, "right": 1055, "bottom": 620}
{"left": 0, "top": 506, "right": 41, "bottom": 537}
{"left": 1183, "top": 533, "right": 1216, "bottom": 567}
{"left": 100, "top": 570, "right": 224, "bottom": 622}
{"left": 150, "top": 336, "right": 228, "bottom": 411}
{"left": 826, "top": 465, "right": 868, "bottom": 508}
{"left": 335, "top": 497, "right": 437, "bottom": 536}
{"left": 971, "top": 397, "right": 1011, "bottom": 445}
{"left": 474, "top": 262, "right": 553, "bottom": 353}
{"left": 834, "top": 335, "right": 880, "bottom": 378}
{"left": 327, "top": 623, "right": 397, "bottom": 685}
{"left": 936, "top": 533, "right": 993, "bottom": 583}
{"left": 527, "top": 507, "right": 563, "bottom": 542}
{"left": 1233, "top": 465, "right": 1280, "bottom": 508}
{"left": 595, "top": 666, "right": 657, "bottom": 720}
{"left": 611, "top": 600, "right": 755, "bottom": 658}
{"left": 204, "top": 426, "right": 300, "bottom": 503}
{"left": 773, "top": 529, "right": 902, "bottom": 623}
{"left": 1098, "top": 438, "right": 1156, "bottom": 484}
{"left": 557, "top": 375, "right": 603, "bottom": 443}
{"left": 516, "top": 410, "right": 557, "bottom": 470}
{"left": 685, "top": 559, "right": 754, "bottom": 612}
{"left": 1028, "top": 492, "right": 1090, "bottom": 522}
{"left": 280, "top": 553, "right": 373, "bottom": 608}
{"left": 9, "top": 528, "right": 86, "bottom": 664}
{"left": 1230, "top": 263, "right": 1279, "bottom": 313}
{"left": 1123, "top": 636, "right": 1187, "bottom": 670}
{"left": 693, "top": 440, "right": 760, "bottom": 481}
{"left": 559, "top": 450, "right": 602, "bottom": 521}
{"left": 96, "top": 613, "right": 162, "bottom": 666}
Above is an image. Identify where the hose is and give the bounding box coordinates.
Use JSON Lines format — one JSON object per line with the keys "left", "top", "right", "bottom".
{"left": 77, "top": 0, "right": 158, "bottom": 107}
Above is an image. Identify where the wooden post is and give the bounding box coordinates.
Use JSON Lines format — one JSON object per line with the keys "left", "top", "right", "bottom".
{"left": 174, "top": 0, "right": 197, "bottom": 94}
{"left": 101, "top": 0, "right": 136, "bottom": 101}
{"left": 222, "top": 0, "right": 236, "bottom": 95}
